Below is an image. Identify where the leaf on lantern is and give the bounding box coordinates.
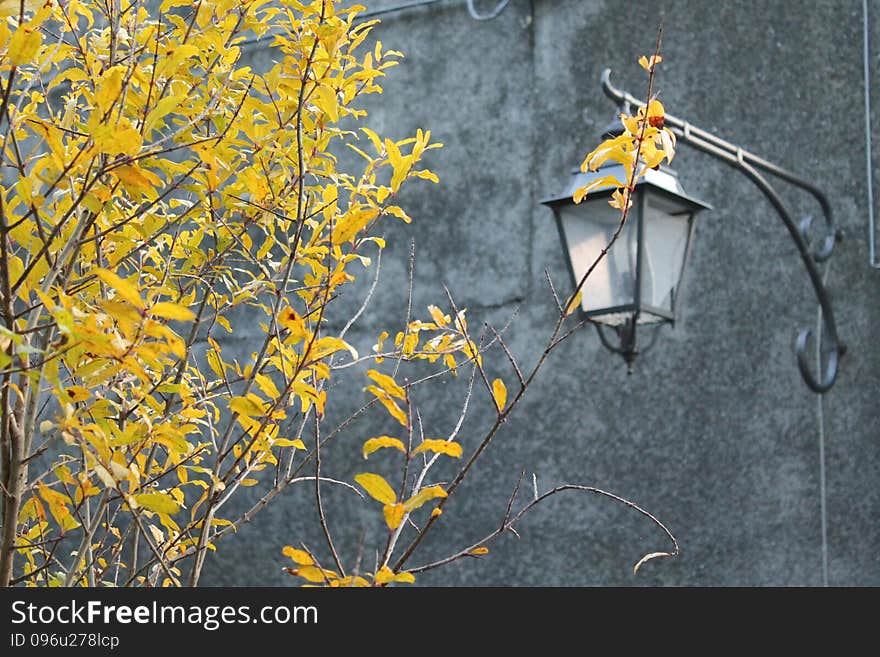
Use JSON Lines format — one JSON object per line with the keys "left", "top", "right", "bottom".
{"left": 646, "top": 99, "right": 665, "bottom": 121}
{"left": 8, "top": 25, "right": 42, "bottom": 66}
{"left": 362, "top": 436, "right": 406, "bottom": 459}
{"left": 609, "top": 188, "right": 632, "bottom": 211}
{"left": 492, "top": 378, "right": 507, "bottom": 411}
{"left": 382, "top": 502, "right": 405, "bottom": 529}
{"left": 150, "top": 302, "right": 195, "bottom": 321}
{"left": 282, "top": 546, "right": 314, "bottom": 566}
{"left": 659, "top": 128, "right": 676, "bottom": 164}
{"left": 564, "top": 289, "right": 583, "bottom": 316}
{"left": 355, "top": 473, "right": 397, "bottom": 505}
{"left": 580, "top": 134, "right": 633, "bottom": 173}
{"left": 573, "top": 175, "right": 623, "bottom": 204}
{"left": 638, "top": 54, "right": 663, "bottom": 72}
{"left": 412, "top": 439, "right": 462, "bottom": 458}
{"left": 133, "top": 492, "right": 180, "bottom": 515}
{"left": 94, "top": 268, "right": 144, "bottom": 309}
{"left": 402, "top": 484, "right": 447, "bottom": 513}
{"left": 366, "top": 369, "right": 405, "bottom": 400}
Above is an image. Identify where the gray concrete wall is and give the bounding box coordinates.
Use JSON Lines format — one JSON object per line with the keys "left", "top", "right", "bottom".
{"left": 203, "top": 0, "right": 880, "bottom": 586}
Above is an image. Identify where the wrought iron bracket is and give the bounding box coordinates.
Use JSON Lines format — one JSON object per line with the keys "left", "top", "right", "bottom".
{"left": 599, "top": 69, "right": 845, "bottom": 393}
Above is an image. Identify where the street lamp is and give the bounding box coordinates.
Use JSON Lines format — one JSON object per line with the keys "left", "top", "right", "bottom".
{"left": 543, "top": 70, "right": 844, "bottom": 393}
{"left": 542, "top": 161, "right": 710, "bottom": 368}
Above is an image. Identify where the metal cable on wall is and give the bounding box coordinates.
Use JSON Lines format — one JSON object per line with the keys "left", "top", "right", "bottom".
{"left": 864, "top": 0, "right": 878, "bottom": 268}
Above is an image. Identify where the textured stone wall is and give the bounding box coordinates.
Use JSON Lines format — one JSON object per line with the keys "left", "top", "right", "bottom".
{"left": 203, "top": 0, "right": 880, "bottom": 586}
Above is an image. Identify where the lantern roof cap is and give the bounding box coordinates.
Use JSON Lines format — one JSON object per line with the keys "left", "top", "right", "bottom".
{"left": 541, "top": 161, "right": 712, "bottom": 211}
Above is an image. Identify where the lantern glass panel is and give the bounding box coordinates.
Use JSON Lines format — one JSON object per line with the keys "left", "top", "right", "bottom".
{"left": 639, "top": 191, "right": 694, "bottom": 317}
{"left": 558, "top": 195, "right": 639, "bottom": 325}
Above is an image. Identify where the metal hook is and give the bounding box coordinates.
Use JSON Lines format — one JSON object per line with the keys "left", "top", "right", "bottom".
{"left": 795, "top": 325, "right": 841, "bottom": 394}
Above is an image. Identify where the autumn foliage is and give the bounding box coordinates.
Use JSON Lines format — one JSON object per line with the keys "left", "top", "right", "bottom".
{"left": 0, "top": 0, "right": 677, "bottom": 588}
{"left": 0, "top": 0, "right": 455, "bottom": 587}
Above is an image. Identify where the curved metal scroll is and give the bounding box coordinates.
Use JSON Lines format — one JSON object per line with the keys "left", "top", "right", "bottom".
{"left": 599, "top": 69, "right": 844, "bottom": 392}
{"left": 594, "top": 319, "right": 662, "bottom": 374}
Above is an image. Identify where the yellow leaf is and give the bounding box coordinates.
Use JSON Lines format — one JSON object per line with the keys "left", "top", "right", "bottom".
{"left": 362, "top": 127, "right": 383, "bottom": 154}
{"left": 310, "top": 336, "right": 358, "bottom": 361}
{"left": 638, "top": 54, "right": 663, "bottom": 72}
{"left": 646, "top": 99, "right": 665, "bottom": 120}
{"left": 469, "top": 547, "right": 489, "bottom": 555}
{"left": 292, "top": 566, "right": 337, "bottom": 583}
{"left": 255, "top": 373, "right": 281, "bottom": 399}
{"left": 94, "top": 268, "right": 144, "bottom": 309}
{"left": 492, "top": 378, "right": 507, "bottom": 411}
{"left": 412, "top": 439, "right": 462, "bottom": 458}
{"left": 427, "top": 305, "right": 449, "bottom": 326}
{"left": 366, "top": 369, "right": 405, "bottom": 400}
{"left": 282, "top": 546, "right": 314, "bottom": 566}
{"left": 374, "top": 565, "right": 395, "bottom": 584}
{"left": 365, "top": 386, "right": 408, "bottom": 427}
{"left": 62, "top": 386, "right": 91, "bottom": 403}
{"left": 355, "top": 472, "right": 397, "bottom": 505}
{"left": 113, "top": 163, "right": 161, "bottom": 195}
{"left": 431, "top": 508, "right": 442, "bottom": 518}
{"left": 207, "top": 349, "right": 225, "bottom": 378}
{"left": 314, "top": 84, "right": 339, "bottom": 122}
{"left": 240, "top": 478, "right": 259, "bottom": 487}
{"left": 143, "top": 95, "right": 183, "bottom": 135}
{"left": 332, "top": 206, "right": 379, "bottom": 244}
{"left": 279, "top": 307, "right": 309, "bottom": 340}
{"left": 382, "top": 502, "right": 404, "bottom": 530}
{"left": 273, "top": 438, "right": 306, "bottom": 449}
{"left": 564, "top": 290, "right": 583, "bottom": 316}
{"left": 0, "top": 0, "right": 41, "bottom": 18}
{"left": 94, "top": 65, "right": 125, "bottom": 113}
{"left": 362, "top": 436, "right": 405, "bottom": 459}
{"left": 402, "top": 485, "right": 447, "bottom": 513}
{"left": 8, "top": 25, "right": 42, "bottom": 66}
{"left": 229, "top": 394, "right": 265, "bottom": 417}
{"left": 18, "top": 497, "right": 45, "bottom": 523}
{"left": 573, "top": 175, "right": 622, "bottom": 204}
{"left": 150, "top": 302, "right": 195, "bottom": 321}
{"left": 90, "top": 118, "right": 143, "bottom": 156}
{"left": 374, "top": 566, "right": 416, "bottom": 585}
{"left": 133, "top": 492, "right": 180, "bottom": 515}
